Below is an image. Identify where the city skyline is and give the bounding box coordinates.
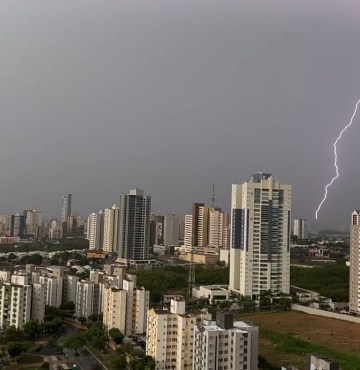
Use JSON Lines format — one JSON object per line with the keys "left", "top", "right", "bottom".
{"left": 1, "top": 1, "right": 360, "bottom": 229}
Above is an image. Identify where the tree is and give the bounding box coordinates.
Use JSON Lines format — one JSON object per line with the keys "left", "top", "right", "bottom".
{"left": 133, "top": 355, "right": 156, "bottom": 370}
{"left": 3, "top": 326, "right": 25, "bottom": 343}
{"left": 59, "top": 301, "right": 75, "bottom": 311}
{"left": 109, "top": 355, "right": 127, "bottom": 370}
{"left": 7, "top": 342, "right": 23, "bottom": 360}
{"left": 23, "top": 320, "right": 42, "bottom": 340}
{"left": 109, "top": 328, "right": 125, "bottom": 345}
{"left": 63, "top": 334, "right": 85, "bottom": 355}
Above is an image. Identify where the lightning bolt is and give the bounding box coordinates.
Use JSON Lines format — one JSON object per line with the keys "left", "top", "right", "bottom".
{"left": 315, "top": 99, "right": 360, "bottom": 219}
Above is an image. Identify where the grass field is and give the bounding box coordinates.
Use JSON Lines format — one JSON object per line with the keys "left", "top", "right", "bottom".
{"left": 237, "top": 310, "right": 360, "bottom": 369}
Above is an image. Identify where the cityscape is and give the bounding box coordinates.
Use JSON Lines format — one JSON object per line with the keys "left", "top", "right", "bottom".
{"left": 1, "top": 1, "right": 360, "bottom": 370}
{"left": 0, "top": 172, "right": 358, "bottom": 369}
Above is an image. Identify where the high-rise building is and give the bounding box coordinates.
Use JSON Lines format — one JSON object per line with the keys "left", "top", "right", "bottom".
{"left": 150, "top": 214, "right": 164, "bottom": 247}
{"left": 293, "top": 218, "right": 310, "bottom": 240}
{"left": 118, "top": 189, "right": 151, "bottom": 262}
{"left": 164, "top": 212, "right": 180, "bottom": 246}
{"left": 193, "top": 313, "right": 259, "bottom": 370}
{"left": 229, "top": 172, "right": 291, "bottom": 298}
{"left": 349, "top": 210, "right": 360, "bottom": 312}
{"left": 103, "top": 205, "right": 120, "bottom": 253}
{"left": 23, "top": 210, "right": 43, "bottom": 238}
{"left": 184, "top": 204, "right": 228, "bottom": 248}
{"left": 61, "top": 194, "right": 72, "bottom": 223}
{"left": 10, "top": 213, "right": 25, "bottom": 238}
{"left": 87, "top": 211, "right": 104, "bottom": 250}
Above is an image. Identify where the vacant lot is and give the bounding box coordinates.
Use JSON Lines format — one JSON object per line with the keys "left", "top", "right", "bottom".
{"left": 237, "top": 310, "right": 360, "bottom": 369}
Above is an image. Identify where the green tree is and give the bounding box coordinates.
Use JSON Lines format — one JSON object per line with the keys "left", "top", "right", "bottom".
{"left": 23, "top": 320, "right": 42, "bottom": 340}
{"left": 109, "top": 328, "right": 125, "bottom": 345}
{"left": 109, "top": 355, "right": 127, "bottom": 370}
{"left": 63, "top": 334, "right": 85, "bottom": 355}
{"left": 7, "top": 342, "right": 23, "bottom": 360}
{"left": 3, "top": 326, "right": 25, "bottom": 343}
{"left": 133, "top": 355, "right": 156, "bottom": 370}
{"left": 59, "top": 301, "right": 75, "bottom": 311}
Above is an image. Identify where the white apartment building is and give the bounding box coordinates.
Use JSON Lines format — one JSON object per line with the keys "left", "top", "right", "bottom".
{"left": 103, "top": 205, "right": 120, "bottom": 253}
{"left": 293, "top": 218, "right": 310, "bottom": 240}
{"left": 146, "top": 298, "right": 211, "bottom": 370}
{"left": 193, "top": 313, "right": 258, "bottom": 370}
{"left": 0, "top": 281, "right": 32, "bottom": 329}
{"left": 62, "top": 275, "right": 80, "bottom": 304}
{"left": 75, "top": 280, "right": 101, "bottom": 318}
{"left": 87, "top": 211, "right": 104, "bottom": 250}
{"left": 103, "top": 274, "right": 149, "bottom": 337}
{"left": 229, "top": 172, "right": 291, "bottom": 298}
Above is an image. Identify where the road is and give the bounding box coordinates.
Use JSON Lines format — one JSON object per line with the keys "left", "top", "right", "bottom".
{"left": 64, "top": 346, "right": 105, "bottom": 370}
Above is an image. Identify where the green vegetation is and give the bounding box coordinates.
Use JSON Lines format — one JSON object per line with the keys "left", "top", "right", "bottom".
{"left": 109, "top": 328, "right": 125, "bottom": 345}
{"left": 63, "top": 334, "right": 86, "bottom": 355}
{"left": 290, "top": 264, "right": 349, "bottom": 301}
{"left": 134, "top": 265, "right": 229, "bottom": 304}
{"left": 0, "top": 237, "right": 88, "bottom": 254}
{"left": 17, "top": 354, "right": 43, "bottom": 364}
{"left": 261, "top": 329, "right": 360, "bottom": 370}
{"left": 7, "top": 342, "right": 24, "bottom": 360}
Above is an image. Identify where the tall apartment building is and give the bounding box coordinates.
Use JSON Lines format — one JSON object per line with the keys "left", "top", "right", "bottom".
{"left": 146, "top": 298, "right": 211, "bottom": 370}
{"left": 87, "top": 211, "right": 104, "bottom": 250}
{"left": 193, "top": 313, "right": 258, "bottom": 370}
{"left": 229, "top": 172, "right": 291, "bottom": 298}
{"left": 184, "top": 204, "right": 229, "bottom": 248}
{"left": 164, "top": 212, "right": 180, "bottom": 246}
{"left": 349, "top": 210, "right": 360, "bottom": 312}
{"left": 10, "top": 213, "right": 25, "bottom": 238}
{"left": 150, "top": 214, "right": 165, "bottom": 247}
{"left": 0, "top": 279, "right": 32, "bottom": 329}
{"left": 103, "top": 274, "right": 149, "bottom": 337}
{"left": 293, "top": 218, "right": 310, "bottom": 240}
{"left": 103, "top": 205, "right": 120, "bottom": 253}
{"left": 62, "top": 275, "right": 80, "bottom": 304}
{"left": 118, "top": 189, "right": 151, "bottom": 262}
{"left": 61, "top": 194, "right": 72, "bottom": 223}
{"left": 23, "top": 210, "right": 43, "bottom": 238}
{"left": 0, "top": 214, "right": 11, "bottom": 235}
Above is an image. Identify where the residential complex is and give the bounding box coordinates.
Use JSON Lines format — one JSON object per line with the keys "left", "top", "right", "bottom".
{"left": 293, "top": 218, "right": 310, "bottom": 240}
{"left": 229, "top": 172, "right": 291, "bottom": 298}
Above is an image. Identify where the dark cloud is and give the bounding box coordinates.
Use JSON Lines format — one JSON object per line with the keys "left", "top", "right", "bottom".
{"left": 1, "top": 0, "right": 360, "bottom": 229}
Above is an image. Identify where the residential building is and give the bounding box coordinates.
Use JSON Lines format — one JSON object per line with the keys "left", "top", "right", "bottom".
{"left": 229, "top": 172, "right": 292, "bottom": 298}
{"left": 75, "top": 280, "right": 102, "bottom": 318}
{"left": 0, "top": 280, "right": 32, "bottom": 329}
{"left": 146, "top": 298, "right": 211, "bottom": 370}
{"left": 103, "top": 205, "right": 120, "bottom": 253}
{"left": 164, "top": 212, "right": 180, "bottom": 246}
{"left": 193, "top": 312, "right": 258, "bottom": 370}
{"left": 349, "top": 210, "right": 360, "bottom": 312}
{"left": 118, "top": 189, "right": 151, "bottom": 262}
{"left": 61, "top": 194, "right": 72, "bottom": 223}
{"left": 150, "top": 214, "right": 165, "bottom": 247}
{"left": 293, "top": 218, "right": 310, "bottom": 240}
{"left": 87, "top": 211, "right": 104, "bottom": 250}
{"left": 103, "top": 274, "right": 149, "bottom": 337}
{"left": 62, "top": 275, "right": 80, "bottom": 304}
{"left": 10, "top": 213, "right": 25, "bottom": 238}
{"left": 307, "top": 354, "right": 339, "bottom": 370}
{"left": 23, "top": 210, "right": 43, "bottom": 238}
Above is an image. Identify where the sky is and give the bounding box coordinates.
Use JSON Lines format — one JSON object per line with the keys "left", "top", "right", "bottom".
{"left": 1, "top": 0, "right": 360, "bottom": 230}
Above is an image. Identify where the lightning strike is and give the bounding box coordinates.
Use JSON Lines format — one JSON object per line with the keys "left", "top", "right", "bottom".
{"left": 315, "top": 99, "right": 360, "bottom": 219}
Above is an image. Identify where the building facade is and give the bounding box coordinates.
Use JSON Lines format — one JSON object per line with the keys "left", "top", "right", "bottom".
{"left": 229, "top": 172, "right": 291, "bottom": 298}
{"left": 87, "top": 211, "right": 104, "bottom": 250}
{"left": 118, "top": 189, "right": 151, "bottom": 261}
{"left": 350, "top": 210, "right": 360, "bottom": 312}
{"left": 103, "top": 205, "right": 120, "bottom": 253}
{"left": 293, "top": 218, "right": 310, "bottom": 240}
{"left": 193, "top": 313, "right": 258, "bottom": 370}
{"left": 61, "top": 194, "right": 72, "bottom": 223}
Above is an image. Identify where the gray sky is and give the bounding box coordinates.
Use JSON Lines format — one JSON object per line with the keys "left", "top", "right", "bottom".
{"left": 1, "top": 0, "right": 360, "bottom": 230}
